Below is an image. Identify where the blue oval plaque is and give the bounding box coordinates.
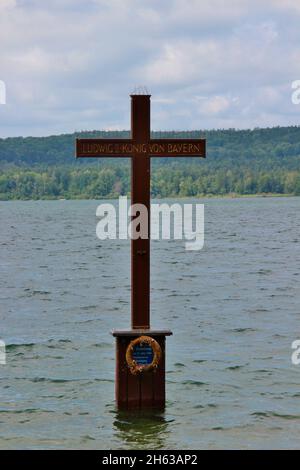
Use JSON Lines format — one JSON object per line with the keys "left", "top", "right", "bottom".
{"left": 132, "top": 343, "right": 154, "bottom": 365}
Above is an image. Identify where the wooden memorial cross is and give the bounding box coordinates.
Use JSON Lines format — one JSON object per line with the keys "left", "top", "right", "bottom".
{"left": 76, "top": 93, "right": 206, "bottom": 409}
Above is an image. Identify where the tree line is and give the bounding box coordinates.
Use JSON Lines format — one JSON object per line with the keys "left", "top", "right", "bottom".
{"left": 0, "top": 165, "right": 299, "bottom": 200}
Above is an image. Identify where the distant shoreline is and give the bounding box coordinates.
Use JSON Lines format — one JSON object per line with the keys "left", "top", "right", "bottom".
{"left": 0, "top": 193, "right": 298, "bottom": 202}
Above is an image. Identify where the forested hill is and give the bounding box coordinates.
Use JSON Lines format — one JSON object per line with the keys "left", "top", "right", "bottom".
{"left": 1, "top": 127, "right": 300, "bottom": 169}
{"left": 0, "top": 127, "right": 299, "bottom": 199}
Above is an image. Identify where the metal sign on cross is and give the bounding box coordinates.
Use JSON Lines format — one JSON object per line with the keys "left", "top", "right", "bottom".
{"left": 76, "top": 93, "right": 206, "bottom": 409}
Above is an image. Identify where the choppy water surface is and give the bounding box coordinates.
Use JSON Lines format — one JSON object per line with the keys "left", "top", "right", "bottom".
{"left": 0, "top": 197, "right": 300, "bottom": 449}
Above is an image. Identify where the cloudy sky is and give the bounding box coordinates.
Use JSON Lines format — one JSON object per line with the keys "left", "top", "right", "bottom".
{"left": 0, "top": 0, "right": 300, "bottom": 137}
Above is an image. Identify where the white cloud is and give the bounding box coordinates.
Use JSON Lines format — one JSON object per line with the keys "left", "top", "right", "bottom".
{"left": 200, "top": 96, "right": 232, "bottom": 115}
{"left": 0, "top": 0, "right": 300, "bottom": 136}
{"left": 0, "top": 0, "right": 16, "bottom": 10}
{"left": 270, "top": 0, "right": 300, "bottom": 13}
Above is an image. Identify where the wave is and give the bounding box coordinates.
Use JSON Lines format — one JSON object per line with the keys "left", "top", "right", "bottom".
{"left": 6, "top": 339, "right": 73, "bottom": 352}
{"left": 251, "top": 411, "right": 300, "bottom": 420}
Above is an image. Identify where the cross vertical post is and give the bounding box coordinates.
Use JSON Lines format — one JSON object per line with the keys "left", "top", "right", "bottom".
{"left": 131, "top": 95, "right": 151, "bottom": 329}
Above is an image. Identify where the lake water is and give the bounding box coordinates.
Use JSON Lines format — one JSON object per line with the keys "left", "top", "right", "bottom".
{"left": 0, "top": 197, "right": 300, "bottom": 450}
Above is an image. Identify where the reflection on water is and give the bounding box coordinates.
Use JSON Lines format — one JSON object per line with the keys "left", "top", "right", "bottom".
{"left": 113, "top": 410, "right": 171, "bottom": 450}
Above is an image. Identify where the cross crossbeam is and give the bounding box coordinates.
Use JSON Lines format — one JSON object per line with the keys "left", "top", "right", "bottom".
{"left": 76, "top": 138, "right": 205, "bottom": 158}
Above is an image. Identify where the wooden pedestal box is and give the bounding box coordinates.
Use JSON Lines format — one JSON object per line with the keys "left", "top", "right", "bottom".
{"left": 111, "top": 329, "right": 172, "bottom": 410}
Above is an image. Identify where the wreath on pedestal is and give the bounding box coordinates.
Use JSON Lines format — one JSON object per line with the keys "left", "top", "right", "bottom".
{"left": 126, "top": 335, "right": 162, "bottom": 375}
